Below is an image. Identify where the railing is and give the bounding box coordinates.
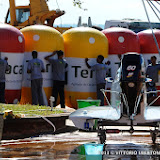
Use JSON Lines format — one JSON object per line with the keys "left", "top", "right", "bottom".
{"left": 145, "top": 90, "right": 160, "bottom": 106}
{"left": 101, "top": 89, "right": 143, "bottom": 119}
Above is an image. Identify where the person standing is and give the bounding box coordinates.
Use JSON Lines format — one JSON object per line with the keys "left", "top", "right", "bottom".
{"left": 85, "top": 55, "right": 109, "bottom": 106}
{"left": 0, "top": 54, "right": 9, "bottom": 103}
{"left": 27, "top": 50, "right": 45, "bottom": 106}
{"left": 146, "top": 56, "right": 160, "bottom": 104}
{"left": 44, "top": 50, "right": 67, "bottom": 108}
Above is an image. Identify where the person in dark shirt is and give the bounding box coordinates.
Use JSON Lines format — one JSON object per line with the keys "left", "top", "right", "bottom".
{"left": 45, "top": 50, "right": 67, "bottom": 108}
{"left": 146, "top": 56, "right": 160, "bottom": 104}
{"left": 0, "top": 54, "right": 9, "bottom": 103}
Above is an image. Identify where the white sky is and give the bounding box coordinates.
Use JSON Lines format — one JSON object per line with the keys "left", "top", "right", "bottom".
{"left": 0, "top": 0, "right": 160, "bottom": 28}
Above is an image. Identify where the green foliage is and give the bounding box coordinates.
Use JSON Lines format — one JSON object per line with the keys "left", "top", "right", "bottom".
{"left": 73, "top": 0, "right": 87, "bottom": 11}
{"left": 73, "top": 0, "right": 82, "bottom": 8}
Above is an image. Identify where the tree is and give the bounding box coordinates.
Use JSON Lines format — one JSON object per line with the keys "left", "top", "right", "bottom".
{"left": 73, "top": 0, "right": 82, "bottom": 8}
{"left": 73, "top": 0, "right": 87, "bottom": 11}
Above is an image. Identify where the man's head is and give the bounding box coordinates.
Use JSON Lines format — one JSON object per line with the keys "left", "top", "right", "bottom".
{"left": 97, "top": 55, "right": 104, "bottom": 63}
{"left": 57, "top": 50, "right": 64, "bottom": 59}
{"left": 151, "top": 56, "right": 157, "bottom": 65}
{"left": 32, "top": 50, "right": 38, "bottom": 59}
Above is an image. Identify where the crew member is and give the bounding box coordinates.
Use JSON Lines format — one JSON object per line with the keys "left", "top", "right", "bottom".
{"left": 27, "top": 50, "right": 45, "bottom": 106}
{"left": 85, "top": 55, "right": 109, "bottom": 106}
{"left": 0, "top": 54, "right": 9, "bottom": 103}
{"left": 44, "top": 50, "right": 67, "bottom": 108}
{"left": 146, "top": 56, "right": 160, "bottom": 104}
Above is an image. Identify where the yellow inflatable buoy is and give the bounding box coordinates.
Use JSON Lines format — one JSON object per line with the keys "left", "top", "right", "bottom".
{"left": 20, "top": 25, "right": 64, "bottom": 105}
{"left": 63, "top": 27, "right": 108, "bottom": 108}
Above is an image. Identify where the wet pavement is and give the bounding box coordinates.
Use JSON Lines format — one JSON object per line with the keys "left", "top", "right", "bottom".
{"left": 1, "top": 121, "right": 160, "bottom": 160}
{"left": 0, "top": 131, "right": 98, "bottom": 160}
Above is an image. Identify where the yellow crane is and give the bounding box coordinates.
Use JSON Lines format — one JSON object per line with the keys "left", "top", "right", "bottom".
{"left": 5, "top": 0, "right": 65, "bottom": 30}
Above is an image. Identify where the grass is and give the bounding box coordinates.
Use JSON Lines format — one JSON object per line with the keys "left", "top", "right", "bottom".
{"left": 0, "top": 104, "right": 64, "bottom": 118}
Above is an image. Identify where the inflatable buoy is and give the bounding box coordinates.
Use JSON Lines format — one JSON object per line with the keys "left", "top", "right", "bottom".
{"left": 138, "top": 29, "right": 160, "bottom": 72}
{"left": 63, "top": 27, "right": 108, "bottom": 108}
{"left": 0, "top": 23, "right": 25, "bottom": 103}
{"left": 102, "top": 27, "right": 140, "bottom": 79}
{"left": 138, "top": 29, "right": 160, "bottom": 63}
{"left": 20, "top": 25, "right": 64, "bottom": 104}
{"left": 138, "top": 29, "right": 160, "bottom": 105}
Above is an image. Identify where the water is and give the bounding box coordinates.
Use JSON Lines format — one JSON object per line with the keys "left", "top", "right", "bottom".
{"left": 0, "top": 131, "right": 98, "bottom": 160}
{"left": 1, "top": 129, "right": 160, "bottom": 160}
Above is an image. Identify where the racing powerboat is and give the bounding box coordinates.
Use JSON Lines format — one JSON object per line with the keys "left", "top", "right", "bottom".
{"left": 70, "top": 52, "right": 160, "bottom": 144}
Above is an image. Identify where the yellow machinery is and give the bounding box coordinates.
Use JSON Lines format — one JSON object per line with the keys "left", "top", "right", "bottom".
{"left": 5, "top": 0, "right": 65, "bottom": 29}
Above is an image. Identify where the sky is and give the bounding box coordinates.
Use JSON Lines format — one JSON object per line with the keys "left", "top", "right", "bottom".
{"left": 0, "top": 0, "right": 160, "bottom": 28}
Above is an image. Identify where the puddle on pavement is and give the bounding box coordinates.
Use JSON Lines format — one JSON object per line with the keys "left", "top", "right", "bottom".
{"left": 0, "top": 131, "right": 160, "bottom": 160}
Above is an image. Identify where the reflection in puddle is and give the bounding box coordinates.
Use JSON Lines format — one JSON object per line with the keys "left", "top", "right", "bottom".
{"left": 0, "top": 131, "right": 160, "bottom": 159}
{"left": 70, "top": 143, "right": 160, "bottom": 160}
{"left": 70, "top": 142, "right": 104, "bottom": 160}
